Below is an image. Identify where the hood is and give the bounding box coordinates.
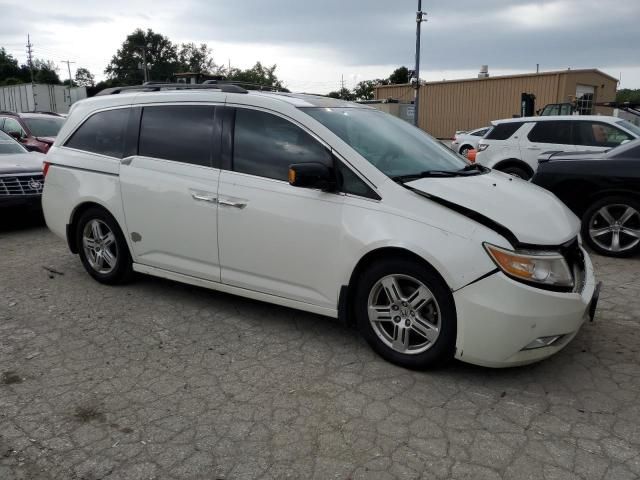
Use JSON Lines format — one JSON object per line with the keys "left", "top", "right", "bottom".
{"left": 0, "top": 152, "right": 45, "bottom": 175}
{"left": 406, "top": 171, "right": 579, "bottom": 246}
{"left": 36, "top": 136, "right": 56, "bottom": 144}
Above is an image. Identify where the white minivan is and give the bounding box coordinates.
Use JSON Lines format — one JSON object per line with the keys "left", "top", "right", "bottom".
{"left": 475, "top": 115, "right": 640, "bottom": 180}
{"left": 42, "top": 84, "right": 599, "bottom": 369}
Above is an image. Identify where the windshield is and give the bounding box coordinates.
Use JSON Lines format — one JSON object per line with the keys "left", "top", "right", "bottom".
{"left": 617, "top": 120, "right": 640, "bottom": 138}
{"left": 0, "top": 140, "right": 27, "bottom": 154}
{"left": 23, "top": 117, "right": 64, "bottom": 137}
{"left": 302, "top": 107, "right": 468, "bottom": 177}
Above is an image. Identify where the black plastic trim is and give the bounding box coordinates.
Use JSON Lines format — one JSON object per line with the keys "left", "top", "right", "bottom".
{"left": 337, "top": 285, "right": 350, "bottom": 324}
{"left": 47, "top": 163, "right": 119, "bottom": 177}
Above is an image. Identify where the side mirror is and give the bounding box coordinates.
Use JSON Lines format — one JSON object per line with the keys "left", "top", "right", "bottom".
{"left": 288, "top": 162, "right": 336, "bottom": 191}
{"left": 8, "top": 131, "right": 22, "bottom": 141}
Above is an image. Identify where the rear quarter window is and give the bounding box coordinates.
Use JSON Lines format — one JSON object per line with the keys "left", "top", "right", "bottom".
{"left": 485, "top": 122, "right": 524, "bottom": 140}
{"left": 65, "top": 108, "right": 129, "bottom": 158}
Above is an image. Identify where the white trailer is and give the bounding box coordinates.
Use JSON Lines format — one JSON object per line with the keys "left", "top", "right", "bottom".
{"left": 0, "top": 83, "right": 87, "bottom": 114}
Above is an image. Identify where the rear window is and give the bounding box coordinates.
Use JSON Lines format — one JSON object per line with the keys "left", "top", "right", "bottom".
{"left": 485, "top": 122, "right": 524, "bottom": 140}
{"left": 23, "top": 117, "right": 64, "bottom": 137}
{"left": 65, "top": 108, "right": 129, "bottom": 158}
{"left": 528, "top": 121, "right": 573, "bottom": 144}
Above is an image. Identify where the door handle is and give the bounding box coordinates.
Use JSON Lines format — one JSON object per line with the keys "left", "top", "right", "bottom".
{"left": 527, "top": 146, "right": 541, "bottom": 150}
{"left": 191, "top": 192, "right": 217, "bottom": 203}
{"left": 218, "top": 199, "right": 247, "bottom": 209}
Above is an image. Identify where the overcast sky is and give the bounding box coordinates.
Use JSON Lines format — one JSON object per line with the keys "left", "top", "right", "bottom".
{"left": 2, "top": 0, "right": 639, "bottom": 93}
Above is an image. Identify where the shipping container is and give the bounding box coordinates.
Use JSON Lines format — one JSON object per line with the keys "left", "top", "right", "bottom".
{"left": 0, "top": 83, "right": 87, "bottom": 114}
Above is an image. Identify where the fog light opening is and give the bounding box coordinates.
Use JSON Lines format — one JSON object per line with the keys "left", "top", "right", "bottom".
{"left": 522, "top": 335, "right": 565, "bottom": 351}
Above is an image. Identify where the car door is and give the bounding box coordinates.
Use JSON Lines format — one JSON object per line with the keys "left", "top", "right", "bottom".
{"left": 118, "top": 104, "right": 223, "bottom": 282}
{"left": 520, "top": 120, "right": 576, "bottom": 170}
{"left": 216, "top": 106, "right": 346, "bottom": 309}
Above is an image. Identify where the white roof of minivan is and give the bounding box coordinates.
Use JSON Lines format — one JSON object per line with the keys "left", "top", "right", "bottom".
{"left": 492, "top": 115, "right": 620, "bottom": 125}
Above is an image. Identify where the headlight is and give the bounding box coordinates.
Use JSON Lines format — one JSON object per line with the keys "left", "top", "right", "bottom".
{"left": 477, "top": 144, "right": 488, "bottom": 152}
{"left": 484, "top": 243, "right": 573, "bottom": 289}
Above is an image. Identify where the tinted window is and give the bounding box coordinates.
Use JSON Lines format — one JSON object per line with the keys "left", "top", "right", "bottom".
{"left": 485, "top": 122, "right": 523, "bottom": 140}
{"left": 336, "top": 161, "right": 378, "bottom": 199}
{"left": 233, "top": 108, "right": 332, "bottom": 181}
{"left": 574, "top": 122, "right": 633, "bottom": 148}
{"left": 3, "top": 118, "right": 25, "bottom": 136}
{"left": 66, "top": 108, "right": 129, "bottom": 158}
{"left": 527, "top": 121, "right": 573, "bottom": 144}
{"left": 139, "top": 106, "right": 215, "bottom": 167}
{"left": 471, "top": 128, "right": 489, "bottom": 137}
{"left": 23, "top": 117, "right": 64, "bottom": 137}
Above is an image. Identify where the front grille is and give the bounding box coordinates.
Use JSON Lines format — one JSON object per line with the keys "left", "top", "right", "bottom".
{"left": 560, "top": 237, "right": 586, "bottom": 293}
{"left": 0, "top": 174, "right": 44, "bottom": 196}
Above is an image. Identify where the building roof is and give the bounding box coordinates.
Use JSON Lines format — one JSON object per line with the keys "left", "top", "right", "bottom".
{"left": 375, "top": 69, "right": 619, "bottom": 89}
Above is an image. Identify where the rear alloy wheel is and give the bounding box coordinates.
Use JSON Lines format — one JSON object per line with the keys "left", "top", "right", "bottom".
{"left": 76, "top": 208, "right": 133, "bottom": 284}
{"left": 355, "top": 259, "right": 456, "bottom": 369}
{"left": 501, "top": 165, "right": 531, "bottom": 180}
{"left": 582, "top": 197, "right": 640, "bottom": 257}
{"left": 459, "top": 145, "right": 472, "bottom": 158}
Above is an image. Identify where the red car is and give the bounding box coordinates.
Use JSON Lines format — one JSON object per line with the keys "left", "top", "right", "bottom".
{"left": 0, "top": 111, "right": 65, "bottom": 154}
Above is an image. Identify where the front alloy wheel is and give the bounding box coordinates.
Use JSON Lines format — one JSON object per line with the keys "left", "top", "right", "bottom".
{"left": 355, "top": 258, "right": 456, "bottom": 369}
{"left": 367, "top": 274, "right": 441, "bottom": 354}
{"left": 582, "top": 197, "right": 640, "bottom": 257}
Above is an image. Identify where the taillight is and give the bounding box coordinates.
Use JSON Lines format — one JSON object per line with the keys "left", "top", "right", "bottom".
{"left": 43, "top": 161, "right": 50, "bottom": 178}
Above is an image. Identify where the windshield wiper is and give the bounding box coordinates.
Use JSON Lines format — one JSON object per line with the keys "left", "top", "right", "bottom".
{"left": 459, "top": 163, "right": 488, "bottom": 173}
{"left": 391, "top": 170, "right": 460, "bottom": 183}
{"left": 392, "top": 165, "right": 487, "bottom": 183}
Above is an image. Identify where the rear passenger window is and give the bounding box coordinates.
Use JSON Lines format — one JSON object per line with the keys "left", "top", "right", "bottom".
{"left": 485, "top": 122, "right": 523, "bottom": 140}
{"left": 527, "top": 121, "right": 573, "bottom": 144}
{"left": 65, "top": 108, "right": 129, "bottom": 158}
{"left": 233, "top": 108, "right": 332, "bottom": 181}
{"left": 574, "top": 122, "right": 633, "bottom": 148}
{"left": 139, "top": 106, "right": 215, "bottom": 167}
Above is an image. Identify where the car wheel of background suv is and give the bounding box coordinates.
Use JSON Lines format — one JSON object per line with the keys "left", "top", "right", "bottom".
{"left": 354, "top": 258, "right": 456, "bottom": 369}
{"left": 501, "top": 165, "right": 531, "bottom": 180}
{"left": 582, "top": 196, "right": 640, "bottom": 257}
{"left": 76, "top": 207, "right": 134, "bottom": 284}
{"left": 459, "top": 145, "right": 473, "bottom": 158}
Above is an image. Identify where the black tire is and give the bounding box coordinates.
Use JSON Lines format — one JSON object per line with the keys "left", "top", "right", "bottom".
{"left": 501, "top": 165, "right": 531, "bottom": 180}
{"left": 581, "top": 196, "right": 640, "bottom": 258}
{"left": 354, "top": 258, "right": 456, "bottom": 369}
{"left": 75, "top": 207, "right": 133, "bottom": 284}
{"left": 459, "top": 145, "right": 473, "bottom": 158}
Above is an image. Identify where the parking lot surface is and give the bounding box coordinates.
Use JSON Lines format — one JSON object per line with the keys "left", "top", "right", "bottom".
{"left": 1, "top": 217, "right": 640, "bottom": 480}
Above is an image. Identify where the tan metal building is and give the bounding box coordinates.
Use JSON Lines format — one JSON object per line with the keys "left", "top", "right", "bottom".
{"left": 374, "top": 69, "right": 618, "bottom": 138}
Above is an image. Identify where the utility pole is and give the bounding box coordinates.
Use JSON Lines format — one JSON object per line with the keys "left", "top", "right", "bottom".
{"left": 414, "top": 1, "right": 427, "bottom": 127}
{"left": 61, "top": 60, "right": 75, "bottom": 106}
{"left": 26, "top": 34, "right": 35, "bottom": 83}
{"left": 341, "top": 74, "right": 345, "bottom": 98}
{"left": 141, "top": 47, "right": 148, "bottom": 83}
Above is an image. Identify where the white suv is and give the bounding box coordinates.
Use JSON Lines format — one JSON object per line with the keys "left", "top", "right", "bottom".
{"left": 42, "top": 84, "right": 598, "bottom": 368}
{"left": 476, "top": 115, "right": 640, "bottom": 180}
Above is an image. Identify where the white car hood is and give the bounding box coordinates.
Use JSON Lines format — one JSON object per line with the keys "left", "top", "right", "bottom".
{"left": 406, "top": 171, "right": 580, "bottom": 246}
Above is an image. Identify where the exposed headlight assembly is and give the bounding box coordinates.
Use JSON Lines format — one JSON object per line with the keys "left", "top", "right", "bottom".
{"left": 484, "top": 243, "right": 573, "bottom": 290}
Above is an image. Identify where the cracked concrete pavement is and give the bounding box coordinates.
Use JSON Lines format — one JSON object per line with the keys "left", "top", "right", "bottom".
{"left": 1, "top": 215, "right": 640, "bottom": 480}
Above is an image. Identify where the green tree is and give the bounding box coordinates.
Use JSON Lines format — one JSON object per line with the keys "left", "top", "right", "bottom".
{"left": 75, "top": 67, "right": 95, "bottom": 87}
{"left": 616, "top": 88, "right": 640, "bottom": 103}
{"left": 226, "top": 62, "right": 286, "bottom": 90}
{"left": 105, "top": 28, "right": 179, "bottom": 84}
{"left": 353, "top": 79, "right": 386, "bottom": 100}
{"left": 178, "top": 43, "right": 220, "bottom": 73}
{"left": 327, "top": 87, "right": 355, "bottom": 101}
{"left": 0, "top": 48, "right": 22, "bottom": 84}
{"left": 388, "top": 66, "right": 410, "bottom": 84}
{"left": 33, "top": 59, "right": 61, "bottom": 84}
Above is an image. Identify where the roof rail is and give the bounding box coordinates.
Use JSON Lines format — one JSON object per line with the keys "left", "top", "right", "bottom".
{"left": 0, "top": 110, "right": 17, "bottom": 116}
{"left": 201, "top": 80, "right": 284, "bottom": 92}
{"left": 29, "top": 110, "right": 62, "bottom": 116}
{"left": 96, "top": 82, "right": 248, "bottom": 96}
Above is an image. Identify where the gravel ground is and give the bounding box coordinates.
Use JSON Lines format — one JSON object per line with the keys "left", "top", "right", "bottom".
{"left": 1, "top": 213, "right": 639, "bottom": 480}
